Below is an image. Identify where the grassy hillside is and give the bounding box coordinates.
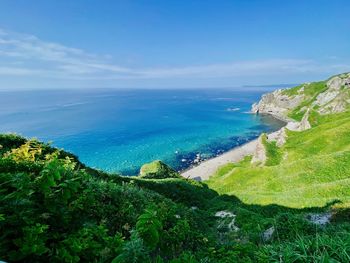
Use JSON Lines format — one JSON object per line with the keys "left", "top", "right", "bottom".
{"left": 207, "top": 97, "right": 350, "bottom": 209}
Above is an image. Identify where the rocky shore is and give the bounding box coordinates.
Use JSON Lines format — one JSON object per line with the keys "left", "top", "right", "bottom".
{"left": 181, "top": 139, "right": 258, "bottom": 181}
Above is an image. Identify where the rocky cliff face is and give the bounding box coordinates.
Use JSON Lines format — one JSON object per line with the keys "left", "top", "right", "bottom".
{"left": 250, "top": 73, "right": 350, "bottom": 164}
{"left": 252, "top": 73, "right": 350, "bottom": 119}
{"left": 267, "top": 127, "right": 287, "bottom": 147}
{"left": 285, "top": 108, "right": 311, "bottom": 132}
{"left": 312, "top": 74, "right": 350, "bottom": 114}
{"left": 251, "top": 89, "right": 304, "bottom": 121}
{"left": 251, "top": 135, "right": 267, "bottom": 165}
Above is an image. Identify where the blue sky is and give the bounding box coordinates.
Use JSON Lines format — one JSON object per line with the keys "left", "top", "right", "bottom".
{"left": 0, "top": 0, "right": 349, "bottom": 89}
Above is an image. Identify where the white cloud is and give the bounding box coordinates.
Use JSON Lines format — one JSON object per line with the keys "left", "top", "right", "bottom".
{"left": 0, "top": 28, "right": 349, "bottom": 83}
{"left": 0, "top": 66, "right": 43, "bottom": 75}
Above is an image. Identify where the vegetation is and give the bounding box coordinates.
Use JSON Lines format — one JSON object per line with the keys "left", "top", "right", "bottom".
{"left": 0, "top": 134, "right": 216, "bottom": 262}
{"left": 261, "top": 134, "right": 282, "bottom": 166}
{"left": 139, "top": 160, "right": 181, "bottom": 179}
{"left": 2, "top": 128, "right": 350, "bottom": 262}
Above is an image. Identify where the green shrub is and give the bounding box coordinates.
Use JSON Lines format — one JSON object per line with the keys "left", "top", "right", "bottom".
{"left": 139, "top": 160, "right": 181, "bottom": 179}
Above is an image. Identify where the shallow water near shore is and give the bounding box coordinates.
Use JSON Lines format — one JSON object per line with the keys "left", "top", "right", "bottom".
{"left": 0, "top": 88, "right": 284, "bottom": 175}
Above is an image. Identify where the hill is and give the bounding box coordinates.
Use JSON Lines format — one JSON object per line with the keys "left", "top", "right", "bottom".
{"left": 207, "top": 72, "right": 350, "bottom": 209}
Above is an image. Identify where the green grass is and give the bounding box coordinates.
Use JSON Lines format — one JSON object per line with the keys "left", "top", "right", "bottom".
{"left": 211, "top": 156, "right": 252, "bottom": 179}
{"left": 259, "top": 230, "right": 350, "bottom": 262}
{"left": 262, "top": 134, "right": 283, "bottom": 166}
{"left": 139, "top": 160, "right": 181, "bottom": 179}
{"left": 282, "top": 81, "right": 327, "bottom": 98}
{"left": 207, "top": 111, "right": 350, "bottom": 209}
{"left": 281, "top": 84, "right": 304, "bottom": 96}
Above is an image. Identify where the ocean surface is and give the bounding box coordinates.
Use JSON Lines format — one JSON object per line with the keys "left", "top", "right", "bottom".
{"left": 0, "top": 88, "right": 284, "bottom": 175}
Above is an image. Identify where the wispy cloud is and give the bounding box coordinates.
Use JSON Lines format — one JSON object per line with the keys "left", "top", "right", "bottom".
{"left": 0, "top": 66, "right": 43, "bottom": 76}
{"left": 0, "top": 28, "right": 349, "bottom": 83}
{"left": 0, "top": 29, "right": 133, "bottom": 78}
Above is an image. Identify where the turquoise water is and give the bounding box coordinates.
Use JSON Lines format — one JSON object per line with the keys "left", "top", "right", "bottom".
{"left": 0, "top": 88, "right": 284, "bottom": 175}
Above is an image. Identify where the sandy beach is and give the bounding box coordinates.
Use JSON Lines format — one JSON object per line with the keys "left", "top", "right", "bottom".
{"left": 181, "top": 139, "right": 258, "bottom": 181}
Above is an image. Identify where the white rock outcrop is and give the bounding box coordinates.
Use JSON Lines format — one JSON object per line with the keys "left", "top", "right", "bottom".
{"left": 327, "top": 76, "right": 343, "bottom": 90}
{"left": 251, "top": 89, "right": 304, "bottom": 120}
{"left": 262, "top": 226, "right": 275, "bottom": 242}
{"left": 249, "top": 73, "right": 350, "bottom": 167}
{"left": 306, "top": 212, "right": 332, "bottom": 226}
{"left": 267, "top": 127, "right": 287, "bottom": 147}
{"left": 251, "top": 109, "right": 312, "bottom": 166}
{"left": 286, "top": 109, "right": 311, "bottom": 132}
{"left": 215, "top": 211, "right": 239, "bottom": 232}
{"left": 313, "top": 74, "right": 350, "bottom": 114}
{"left": 251, "top": 135, "right": 267, "bottom": 165}
{"left": 253, "top": 73, "right": 350, "bottom": 118}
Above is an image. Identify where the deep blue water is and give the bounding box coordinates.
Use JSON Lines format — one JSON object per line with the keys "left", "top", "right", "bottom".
{"left": 0, "top": 88, "right": 284, "bottom": 175}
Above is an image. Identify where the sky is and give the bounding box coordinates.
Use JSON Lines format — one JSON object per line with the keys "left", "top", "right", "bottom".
{"left": 0, "top": 0, "right": 349, "bottom": 90}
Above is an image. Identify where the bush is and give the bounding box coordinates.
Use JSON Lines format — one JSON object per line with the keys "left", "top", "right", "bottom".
{"left": 139, "top": 160, "right": 181, "bottom": 179}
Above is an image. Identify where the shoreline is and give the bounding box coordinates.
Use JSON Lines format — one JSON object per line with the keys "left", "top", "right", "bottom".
{"left": 181, "top": 113, "right": 288, "bottom": 181}
{"left": 267, "top": 113, "right": 293, "bottom": 123}
{"left": 181, "top": 138, "right": 258, "bottom": 181}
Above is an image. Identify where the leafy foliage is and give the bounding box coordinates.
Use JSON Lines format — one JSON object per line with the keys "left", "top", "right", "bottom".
{"left": 0, "top": 135, "right": 212, "bottom": 262}
{"left": 136, "top": 208, "right": 162, "bottom": 249}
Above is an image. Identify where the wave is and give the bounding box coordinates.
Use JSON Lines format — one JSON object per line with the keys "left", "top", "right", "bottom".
{"left": 226, "top": 107, "right": 240, "bottom": 112}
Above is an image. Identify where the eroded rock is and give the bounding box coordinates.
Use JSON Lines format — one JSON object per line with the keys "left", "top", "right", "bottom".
{"left": 251, "top": 89, "right": 304, "bottom": 120}
{"left": 251, "top": 135, "right": 266, "bottom": 165}
{"left": 306, "top": 212, "right": 332, "bottom": 226}
{"left": 313, "top": 74, "right": 350, "bottom": 114}
{"left": 267, "top": 127, "right": 287, "bottom": 147}
{"left": 253, "top": 73, "right": 350, "bottom": 118}
{"left": 299, "top": 108, "right": 312, "bottom": 130}
{"left": 215, "top": 211, "right": 239, "bottom": 232}
{"left": 262, "top": 226, "right": 275, "bottom": 242}
{"left": 286, "top": 109, "right": 311, "bottom": 131}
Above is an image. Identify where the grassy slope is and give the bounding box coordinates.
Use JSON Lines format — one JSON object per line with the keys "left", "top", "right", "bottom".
{"left": 207, "top": 107, "right": 350, "bottom": 209}
{"left": 139, "top": 160, "right": 181, "bottom": 179}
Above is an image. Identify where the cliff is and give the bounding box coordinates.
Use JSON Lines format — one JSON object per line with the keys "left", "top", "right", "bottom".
{"left": 252, "top": 72, "right": 350, "bottom": 120}
{"left": 249, "top": 73, "right": 350, "bottom": 162}
{"left": 209, "top": 72, "right": 350, "bottom": 210}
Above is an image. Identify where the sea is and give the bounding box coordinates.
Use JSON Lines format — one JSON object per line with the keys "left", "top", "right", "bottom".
{"left": 0, "top": 88, "right": 285, "bottom": 175}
